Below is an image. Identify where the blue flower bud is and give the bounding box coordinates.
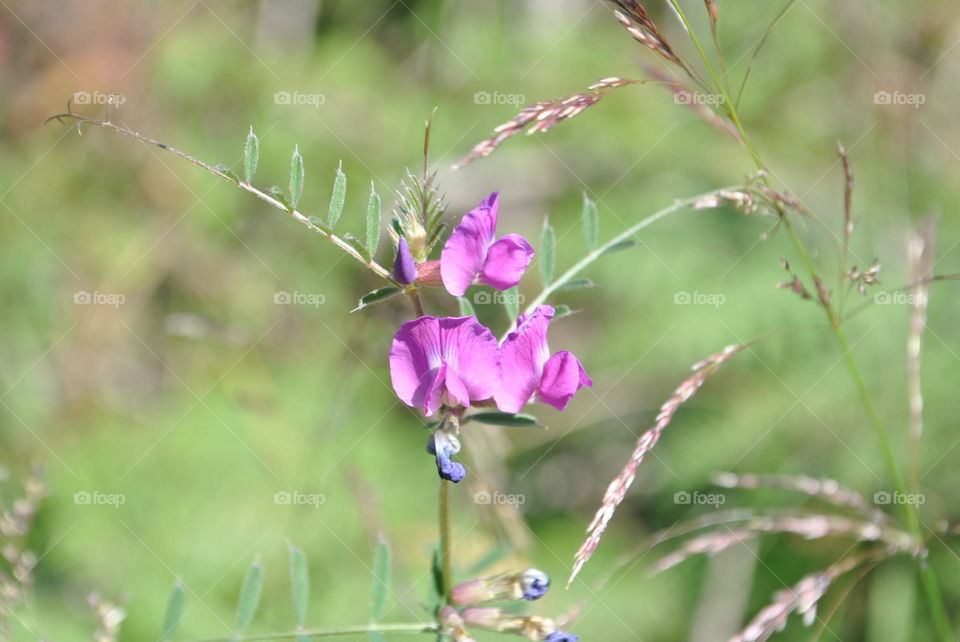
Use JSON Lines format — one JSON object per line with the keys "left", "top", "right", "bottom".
{"left": 427, "top": 430, "right": 467, "bottom": 483}
{"left": 546, "top": 632, "right": 579, "bottom": 642}
{"left": 394, "top": 238, "right": 417, "bottom": 285}
{"left": 520, "top": 568, "right": 550, "bottom": 600}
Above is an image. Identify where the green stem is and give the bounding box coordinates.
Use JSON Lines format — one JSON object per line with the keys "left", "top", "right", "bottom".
{"left": 190, "top": 623, "right": 437, "bottom": 641}
{"left": 439, "top": 478, "right": 453, "bottom": 603}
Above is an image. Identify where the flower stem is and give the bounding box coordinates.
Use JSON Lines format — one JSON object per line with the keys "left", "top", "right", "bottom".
{"left": 189, "top": 623, "right": 437, "bottom": 641}
{"left": 439, "top": 478, "right": 453, "bottom": 603}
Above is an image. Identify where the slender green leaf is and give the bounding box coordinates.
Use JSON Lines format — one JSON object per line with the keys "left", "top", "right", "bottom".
{"left": 503, "top": 287, "right": 520, "bottom": 322}
{"left": 370, "top": 540, "right": 391, "bottom": 622}
{"left": 288, "top": 545, "right": 309, "bottom": 627}
{"left": 581, "top": 192, "right": 599, "bottom": 251}
{"left": 327, "top": 162, "right": 347, "bottom": 228}
{"left": 352, "top": 286, "right": 402, "bottom": 313}
{"left": 306, "top": 215, "right": 332, "bottom": 235}
{"left": 342, "top": 233, "right": 367, "bottom": 257}
{"left": 243, "top": 127, "right": 259, "bottom": 184}
{"left": 467, "top": 412, "right": 539, "bottom": 427}
{"left": 215, "top": 163, "right": 240, "bottom": 183}
{"left": 270, "top": 185, "right": 293, "bottom": 211}
{"left": 558, "top": 278, "right": 596, "bottom": 291}
{"left": 553, "top": 304, "right": 577, "bottom": 319}
{"left": 601, "top": 238, "right": 641, "bottom": 255}
{"left": 235, "top": 561, "right": 264, "bottom": 632}
{"left": 366, "top": 182, "right": 381, "bottom": 258}
{"left": 161, "top": 581, "right": 186, "bottom": 641}
{"left": 457, "top": 297, "right": 476, "bottom": 317}
{"left": 427, "top": 548, "right": 444, "bottom": 616}
{"left": 289, "top": 146, "right": 305, "bottom": 207}
{"left": 540, "top": 218, "right": 555, "bottom": 287}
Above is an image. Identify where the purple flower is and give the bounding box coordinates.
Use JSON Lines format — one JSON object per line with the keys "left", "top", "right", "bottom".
{"left": 427, "top": 430, "right": 466, "bottom": 482}
{"left": 495, "top": 305, "right": 592, "bottom": 414}
{"left": 389, "top": 316, "right": 499, "bottom": 416}
{"left": 394, "top": 238, "right": 417, "bottom": 285}
{"left": 440, "top": 192, "right": 535, "bottom": 297}
{"left": 546, "top": 632, "right": 579, "bottom": 642}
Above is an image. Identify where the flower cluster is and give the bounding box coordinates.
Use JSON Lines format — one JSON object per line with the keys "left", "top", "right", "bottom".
{"left": 438, "top": 570, "right": 579, "bottom": 641}
{"left": 388, "top": 193, "right": 592, "bottom": 482}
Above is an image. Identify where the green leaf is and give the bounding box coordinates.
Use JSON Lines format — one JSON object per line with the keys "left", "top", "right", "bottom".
{"left": 558, "top": 278, "right": 596, "bottom": 291}
{"left": 457, "top": 296, "right": 476, "bottom": 316}
{"left": 244, "top": 127, "right": 259, "bottom": 184}
{"left": 352, "top": 286, "right": 402, "bottom": 313}
{"left": 215, "top": 163, "right": 240, "bottom": 183}
{"left": 366, "top": 182, "right": 381, "bottom": 258}
{"left": 503, "top": 286, "right": 520, "bottom": 323}
{"left": 553, "top": 304, "right": 577, "bottom": 319}
{"left": 289, "top": 544, "right": 309, "bottom": 627}
{"left": 427, "top": 548, "right": 444, "bottom": 616}
{"left": 289, "top": 146, "right": 305, "bottom": 207}
{"left": 270, "top": 185, "right": 293, "bottom": 211}
{"left": 467, "top": 412, "right": 539, "bottom": 427}
{"left": 306, "top": 215, "right": 332, "bottom": 235}
{"left": 327, "top": 162, "right": 347, "bottom": 228}
{"left": 370, "top": 539, "right": 391, "bottom": 622}
{"left": 235, "top": 561, "right": 264, "bottom": 632}
{"left": 342, "top": 233, "right": 367, "bottom": 257}
{"left": 601, "top": 238, "right": 641, "bottom": 255}
{"left": 581, "top": 192, "right": 599, "bottom": 251}
{"left": 540, "top": 218, "right": 556, "bottom": 287}
{"left": 161, "top": 581, "right": 186, "bottom": 641}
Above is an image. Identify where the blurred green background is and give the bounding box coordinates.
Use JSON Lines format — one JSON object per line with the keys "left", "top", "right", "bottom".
{"left": 1, "top": 0, "right": 959, "bottom": 640}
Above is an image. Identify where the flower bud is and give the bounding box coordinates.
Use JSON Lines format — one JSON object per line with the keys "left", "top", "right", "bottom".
{"left": 451, "top": 568, "right": 551, "bottom": 605}
{"left": 427, "top": 429, "right": 466, "bottom": 483}
{"left": 416, "top": 260, "right": 443, "bottom": 287}
{"left": 438, "top": 605, "right": 476, "bottom": 642}
{"left": 546, "top": 632, "right": 579, "bottom": 642}
{"left": 393, "top": 238, "right": 417, "bottom": 285}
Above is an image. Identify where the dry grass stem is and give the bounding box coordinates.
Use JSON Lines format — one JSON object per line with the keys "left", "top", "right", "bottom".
{"left": 568, "top": 342, "right": 749, "bottom": 585}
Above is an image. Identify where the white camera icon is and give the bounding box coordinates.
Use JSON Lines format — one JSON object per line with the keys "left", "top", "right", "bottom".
{"left": 274, "top": 491, "right": 292, "bottom": 505}
{"left": 474, "top": 491, "right": 491, "bottom": 505}
{"left": 474, "top": 291, "right": 492, "bottom": 304}
{"left": 874, "top": 491, "right": 891, "bottom": 505}
{"left": 74, "top": 291, "right": 91, "bottom": 304}
{"left": 74, "top": 491, "right": 91, "bottom": 504}
{"left": 274, "top": 91, "right": 291, "bottom": 105}
{"left": 674, "top": 491, "right": 691, "bottom": 504}
{"left": 674, "top": 291, "right": 691, "bottom": 304}
{"left": 874, "top": 91, "right": 891, "bottom": 105}
{"left": 474, "top": 91, "right": 492, "bottom": 105}
{"left": 274, "top": 291, "right": 292, "bottom": 304}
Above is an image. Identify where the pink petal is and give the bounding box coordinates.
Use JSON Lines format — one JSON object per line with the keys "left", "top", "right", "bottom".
{"left": 390, "top": 317, "right": 443, "bottom": 415}
{"left": 494, "top": 306, "right": 555, "bottom": 413}
{"left": 479, "top": 233, "right": 535, "bottom": 291}
{"left": 536, "top": 350, "right": 593, "bottom": 411}
{"left": 440, "top": 192, "right": 499, "bottom": 296}
{"left": 437, "top": 316, "right": 500, "bottom": 403}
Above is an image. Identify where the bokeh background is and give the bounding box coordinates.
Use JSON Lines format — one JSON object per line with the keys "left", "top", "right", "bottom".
{"left": 2, "top": 0, "right": 960, "bottom": 640}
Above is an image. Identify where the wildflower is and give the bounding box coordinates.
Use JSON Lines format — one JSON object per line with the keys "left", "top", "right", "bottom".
{"left": 495, "top": 305, "right": 592, "bottom": 413}
{"left": 451, "top": 568, "right": 551, "bottom": 605}
{"left": 393, "top": 238, "right": 417, "bottom": 285}
{"left": 440, "top": 192, "right": 534, "bottom": 296}
{"left": 389, "top": 316, "right": 499, "bottom": 416}
{"left": 427, "top": 428, "right": 466, "bottom": 483}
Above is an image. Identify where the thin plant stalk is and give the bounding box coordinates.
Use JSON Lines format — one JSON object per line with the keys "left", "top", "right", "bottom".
{"left": 439, "top": 478, "right": 453, "bottom": 603}
{"left": 192, "top": 622, "right": 437, "bottom": 641}
{"left": 667, "top": 4, "right": 952, "bottom": 637}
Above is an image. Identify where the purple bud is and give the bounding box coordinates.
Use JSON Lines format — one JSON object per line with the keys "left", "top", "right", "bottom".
{"left": 546, "top": 632, "right": 579, "bottom": 642}
{"left": 394, "top": 238, "right": 417, "bottom": 285}
{"left": 520, "top": 568, "right": 550, "bottom": 600}
{"left": 427, "top": 431, "right": 467, "bottom": 483}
